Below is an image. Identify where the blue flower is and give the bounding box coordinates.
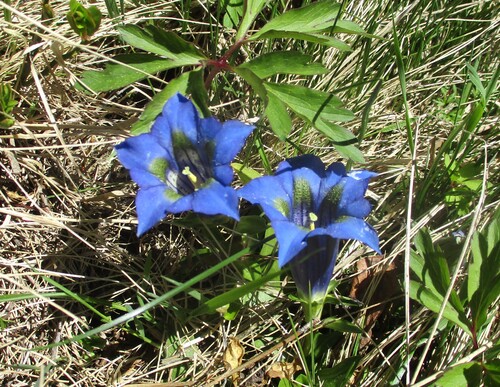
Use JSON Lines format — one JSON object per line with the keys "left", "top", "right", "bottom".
{"left": 116, "top": 93, "right": 255, "bottom": 236}
{"left": 238, "top": 155, "right": 380, "bottom": 304}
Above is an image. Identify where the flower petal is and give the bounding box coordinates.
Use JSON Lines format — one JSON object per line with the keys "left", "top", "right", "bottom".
{"left": 321, "top": 217, "right": 381, "bottom": 254}
{"left": 199, "top": 116, "right": 222, "bottom": 142}
{"left": 192, "top": 180, "right": 240, "bottom": 220}
{"left": 129, "top": 168, "right": 164, "bottom": 188}
{"left": 271, "top": 220, "right": 309, "bottom": 267}
{"left": 213, "top": 120, "right": 255, "bottom": 165}
{"left": 163, "top": 93, "right": 200, "bottom": 144}
{"left": 276, "top": 154, "right": 326, "bottom": 177}
{"left": 135, "top": 186, "right": 178, "bottom": 236}
{"left": 238, "top": 176, "right": 291, "bottom": 222}
{"left": 150, "top": 114, "right": 175, "bottom": 160}
{"left": 115, "top": 133, "right": 170, "bottom": 172}
{"left": 336, "top": 174, "right": 375, "bottom": 218}
{"left": 213, "top": 164, "right": 234, "bottom": 186}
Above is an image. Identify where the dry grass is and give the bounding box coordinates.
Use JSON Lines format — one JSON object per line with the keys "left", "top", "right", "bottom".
{"left": 1, "top": 0, "right": 498, "bottom": 386}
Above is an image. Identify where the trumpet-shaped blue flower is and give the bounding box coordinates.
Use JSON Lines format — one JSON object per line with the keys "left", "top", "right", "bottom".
{"left": 116, "top": 93, "right": 255, "bottom": 236}
{"left": 239, "top": 155, "right": 380, "bottom": 305}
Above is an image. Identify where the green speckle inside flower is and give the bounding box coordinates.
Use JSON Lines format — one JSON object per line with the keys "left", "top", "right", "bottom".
{"left": 149, "top": 158, "right": 169, "bottom": 182}
{"left": 164, "top": 188, "right": 182, "bottom": 201}
{"left": 325, "top": 183, "right": 343, "bottom": 207}
{"left": 274, "top": 198, "right": 290, "bottom": 217}
{"left": 172, "top": 131, "right": 192, "bottom": 148}
{"left": 293, "top": 179, "right": 312, "bottom": 207}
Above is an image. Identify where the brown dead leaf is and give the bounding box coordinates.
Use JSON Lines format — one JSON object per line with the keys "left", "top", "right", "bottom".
{"left": 266, "top": 359, "right": 302, "bottom": 379}
{"left": 349, "top": 256, "right": 402, "bottom": 348}
{"left": 223, "top": 337, "right": 244, "bottom": 385}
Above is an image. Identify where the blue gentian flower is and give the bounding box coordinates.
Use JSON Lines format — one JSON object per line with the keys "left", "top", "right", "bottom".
{"left": 116, "top": 93, "right": 255, "bottom": 236}
{"left": 239, "top": 155, "right": 380, "bottom": 310}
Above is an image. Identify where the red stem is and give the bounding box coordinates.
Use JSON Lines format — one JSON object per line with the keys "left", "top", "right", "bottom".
{"left": 204, "top": 38, "right": 246, "bottom": 90}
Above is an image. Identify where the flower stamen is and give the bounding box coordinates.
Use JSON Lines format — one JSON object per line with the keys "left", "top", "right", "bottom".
{"left": 309, "top": 212, "right": 318, "bottom": 230}
{"left": 182, "top": 166, "right": 199, "bottom": 189}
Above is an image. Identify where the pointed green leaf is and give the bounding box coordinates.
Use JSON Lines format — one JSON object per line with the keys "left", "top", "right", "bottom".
{"left": 264, "top": 82, "right": 362, "bottom": 160}
{"left": 130, "top": 69, "right": 209, "bottom": 135}
{"left": 484, "top": 359, "right": 500, "bottom": 386}
{"left": 412, "top": 229, "right": 464, "bottom": 314}
{"left": 238, "top": 51, "right": 328, "bottom": 79}
{"left": 468, "top": 215, "right": 500, "bottom": 330}
{"left": 233, "top": 66, "right": 267, "bottom": 99}
{"left": 77, "top": 54, "right": 183, "bottom": 93}
{"left": 468, "top": 231, "right": 484, "bottom": 304}
{"left": 434, "top": 362, "right": 482, "bottom": 387}
{"left": 486, "top": 211, "right": 500, "bottom": 256}
{"left": 235, "top": 215, "right": 268, "bottom": 235}
{"left": 231, "top": 162, "right": 262, "bottom": 184}
{"left": 235, "top": 0, "right": 268, "bottom": 41}
{"left": 466, "top": 63, "right": 486, "bottom": 105}
{"left": 250, "top": 30, "right": 351, "bottom": 50}
{"left": 317, "top": 356, "right": 361, "bottom": 387}
{"left": 223, "top": 0, "right": 244, "bottom": 29}
{"left": 264, "top": 82, "right": 352, "bottom": 122}
{"left": 251, "top": 1, "right": 341, "bottom": 39}
{"left": 410, "top": 280, "right": 471, "bottom": 334}
{"left": 117, "top": 24, "right": 205, "bottom": 63}
{"left": 265, "top": 92, "right": 292, "bottom": 140}
{"left": 333, "top": 20, "right": 371, "bottom": 36}
{"left": 323, "top": 317, "right": 363, "bottom": 333}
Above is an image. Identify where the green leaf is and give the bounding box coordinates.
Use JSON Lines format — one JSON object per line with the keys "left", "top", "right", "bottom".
{"left": 434, "top": 362, "right": 482, "bottom": 387}
{"left": 104, "top": 0, "right": 120, "bottom": 18}
{"left": 238, "top": 51, "right": 328, "bottom": 79}
{"left": 468, "top": 218, "right": 500, "bottom": 330}
{"left": 117, "top": 24, "right": 205, "bottom": 63}
{"left": 333, "top": 20, "right": 372, "bottom": 36}
{"left": 409, "top": 280, "right": 471, "bottom": 334}
{"left": 313, "top": 119, "right": 364, "bottom": 162}
{"left": 264, "top": 82, "right": 362, "bottom": 160}
{"left": 233, "top": 66, "right": 267, "bottom": 99}
{"left": 264, "top": 82, "right": 353, "bottom": 123}
{"left": 251, "top": 30, "right": 352, "bottom": 50}
{"left": 235, "top": 0, "right": 267, "bottom": 41}
{"left": 66, "top": 0, "right": 102, "bottom": 40}
{"left": 235, "top": 215, "right": 268, "bottom": 235}
{"left": 486, "top": 211, "right": 500, "bottom": 256}
{"left": 0, "top": 83, "right": 17, "bottom": 128}
{"left": 260, "top": 226, "right": 277, "bottom": 257}
{"left": 466, "top": 63, "right": 486, "bottom": 105}
{"left": 77, "top": 54, "right": 185, "bottom": 93}
{"left": 130, "top": 69, "right": 209, "bottom": 135}
{"left": 484, "top": 359, "right": 500, "bottom": 386}
{"left": 251, "top": 1, "right": 341, "bottom": 39}
{"left": 317, "top": 356, "right": 361, "bottom": 387}
{"left": 0, "top": 292, "right": 66, "bottom": 302}
{"left": 265, "top": 92, "right": 292, "bottom": 140}
{"left": 223, "top": 0, "right": 244, "bottom": 29}
{"left": 411, "top": 229, "right": 464, "bottom": 314}
{"left": 467, "top": 232, "right": 500, "bottom": 329}
{"left": 231, "top": 162, "right": 262, "bottom": 184}
{"left": 468, "top": 231, "right": 484, "bottom": 305}
{"left": 323, "top": 317, "right": 363, "bottom": 333}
